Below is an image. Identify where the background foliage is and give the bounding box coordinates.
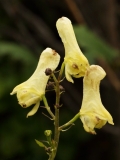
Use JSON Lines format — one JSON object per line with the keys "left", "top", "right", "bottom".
{"left": 0, "top": 0, "right": 120, "bottom": 160}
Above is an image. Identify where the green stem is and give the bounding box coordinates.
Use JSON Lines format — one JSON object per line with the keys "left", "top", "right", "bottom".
{"left": 59, "top": 113, "right": 80, "bottom": 131}
{"left": 48, "top": 63, "right": 65, "bottom": 160}
{"left": 51, "top": 73, "right": 58, "bottom": 83}
{"left": 58, "top": 62, "right": 65, "bottom": 80}
{"left": 42, "top": 96, "right": 55, "bottom": 120}
{"left": 48, "top": 74, "right": 61, "bottom": 160}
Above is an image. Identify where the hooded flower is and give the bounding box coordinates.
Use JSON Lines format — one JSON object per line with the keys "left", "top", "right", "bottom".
{"left": 10, "top": 48, "right": 60, "bottom": 117}
{"left": 56, "top": 17, "right": 89, "bottom": 83}
{"left": 80, "top": 65, "right": 114, "bottom": 134}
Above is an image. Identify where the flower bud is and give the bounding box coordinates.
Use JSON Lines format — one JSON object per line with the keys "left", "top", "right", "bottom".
{"left": 44, "top": 130, "right": 52, "bottom": 137}
{"left": 45, "top": 68, "right": 53, "bottom": 76}
{"left": 59, "top": 85, "right": 65, "bottom": 92}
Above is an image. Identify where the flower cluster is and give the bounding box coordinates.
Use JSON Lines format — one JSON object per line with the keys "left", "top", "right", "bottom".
{"left": 11, "top": 17, "right": 114, "bottom": 134}
{"left": 56, "top": 17, "right": 114, "bottom": 133}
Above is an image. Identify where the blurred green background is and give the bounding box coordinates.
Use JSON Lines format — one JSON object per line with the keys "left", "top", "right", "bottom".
{"left": 0, "top": 0, "right": 120, "bottom": 160}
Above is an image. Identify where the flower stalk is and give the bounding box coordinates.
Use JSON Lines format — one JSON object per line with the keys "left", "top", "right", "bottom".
{"left": 58, "top": 62, "right": 65, "bottom": 81}
{"left": 42, "top": 96, "right": 55, "bottom": 120}
{"left": 59, "top": 113, "right": 80, "bottom": 131}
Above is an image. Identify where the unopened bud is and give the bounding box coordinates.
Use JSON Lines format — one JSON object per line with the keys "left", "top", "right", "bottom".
{"left": 59, "top": 85, "right": 65, "bottom": 92}
{"left": 44, "top": 130, "right": 52, "bottom": 137}
{"left": 46, "top": 81, "right": 55, "bottom": 90}
{"left": 45, "top": 68, "right": 53, "bottom": 76}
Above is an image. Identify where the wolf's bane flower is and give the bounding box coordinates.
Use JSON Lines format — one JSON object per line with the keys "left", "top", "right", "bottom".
{"left": 80, "top": 65, "right": 114, "bottom": 134}
{"left": 10, "top": 48, "right": 60, "bottom": 117}
{"left": 56, "top": 17, "right": 89, "bottom": 83}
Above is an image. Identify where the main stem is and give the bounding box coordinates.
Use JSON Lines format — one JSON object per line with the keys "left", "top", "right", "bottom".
{"left": 48, "top": 63, "right": 65, "bottom": 160}
{"left": 48, "top": 75, "right": 61, "bottom": 160}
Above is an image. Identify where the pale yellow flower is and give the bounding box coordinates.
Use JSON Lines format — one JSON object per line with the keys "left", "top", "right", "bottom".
{"left": 80, "top": 65, "right": 114, "bottom": 134}
{"left": 56, "top": 17, "right": 89, "bottom": 83}
{"left": 10, "top": 48, "right": 60, "bottom": 117}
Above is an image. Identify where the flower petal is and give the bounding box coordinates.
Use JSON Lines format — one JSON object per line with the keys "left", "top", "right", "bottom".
{"left": 27, "top": 101, "right": 40, "bottom": 118}
{"left": 80, "top": 115, "right": 97, "bottom": 134}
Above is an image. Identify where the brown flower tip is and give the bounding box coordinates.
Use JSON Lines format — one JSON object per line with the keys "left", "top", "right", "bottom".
{"left": 52, "top": 49, "right": 57, "bottom": 56}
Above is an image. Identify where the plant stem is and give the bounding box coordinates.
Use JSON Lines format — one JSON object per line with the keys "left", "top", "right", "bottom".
{"left": 59, "top": 113, "right": 80, "bottom": 130}
{"left": 58, "top": 62, "right": 65, "bottom": 80}
{"left": 42, "top": 95, "right": 55, "bottom": 120}
{"left": 48, "top": 74, "right": 61, "bottom": 160}
{"left": 48, "top": 63, "right": 65, "bottom": 160}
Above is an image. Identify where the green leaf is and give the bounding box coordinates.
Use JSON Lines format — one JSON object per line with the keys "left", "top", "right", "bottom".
{"left": 0, "top": 41, "right": 36, "bottom": 64}
{"left": 0, "top": 41, "right": 38, "bottom": 97}
{"left": 35, "top": 139, "right": 45, "bottom": 148}
{"left": 74, "top": 25, "right": 118, "bottom": 63}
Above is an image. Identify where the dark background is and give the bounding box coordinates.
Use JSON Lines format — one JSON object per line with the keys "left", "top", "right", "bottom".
{"left": 0, "top": 0, "right": 120, "bottom": 160}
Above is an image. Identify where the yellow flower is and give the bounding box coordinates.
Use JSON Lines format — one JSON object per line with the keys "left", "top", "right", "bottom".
{"left": 10, "top": 48, "right": 60, "bottom": 117}
{"left": 56, "top": 17, "right": 89, "bottom": 83}
{"left": 79, "top": 65, "right": 114, "bottom": 134}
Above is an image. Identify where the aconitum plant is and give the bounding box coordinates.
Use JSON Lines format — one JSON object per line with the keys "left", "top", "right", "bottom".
{"left": 10, "top": 17, "right": 114, "bottom": 160}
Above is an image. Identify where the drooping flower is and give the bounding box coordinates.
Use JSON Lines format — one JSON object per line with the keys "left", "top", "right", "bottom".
{"left": 10, "top": 48, "right": 60, "bottom": 117}
{"left": 56, "top": 17, "right": 89, "bottom": 83}
{"left": 79, "top": 65, "right": 114, "bottom": 134}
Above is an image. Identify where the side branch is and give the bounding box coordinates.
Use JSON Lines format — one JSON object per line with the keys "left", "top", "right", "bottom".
{"left": 42, "top": 96, "right": 55, "bottom": 120}
{"left": 59, "top": 113, "right": 80, "bottom": 131}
